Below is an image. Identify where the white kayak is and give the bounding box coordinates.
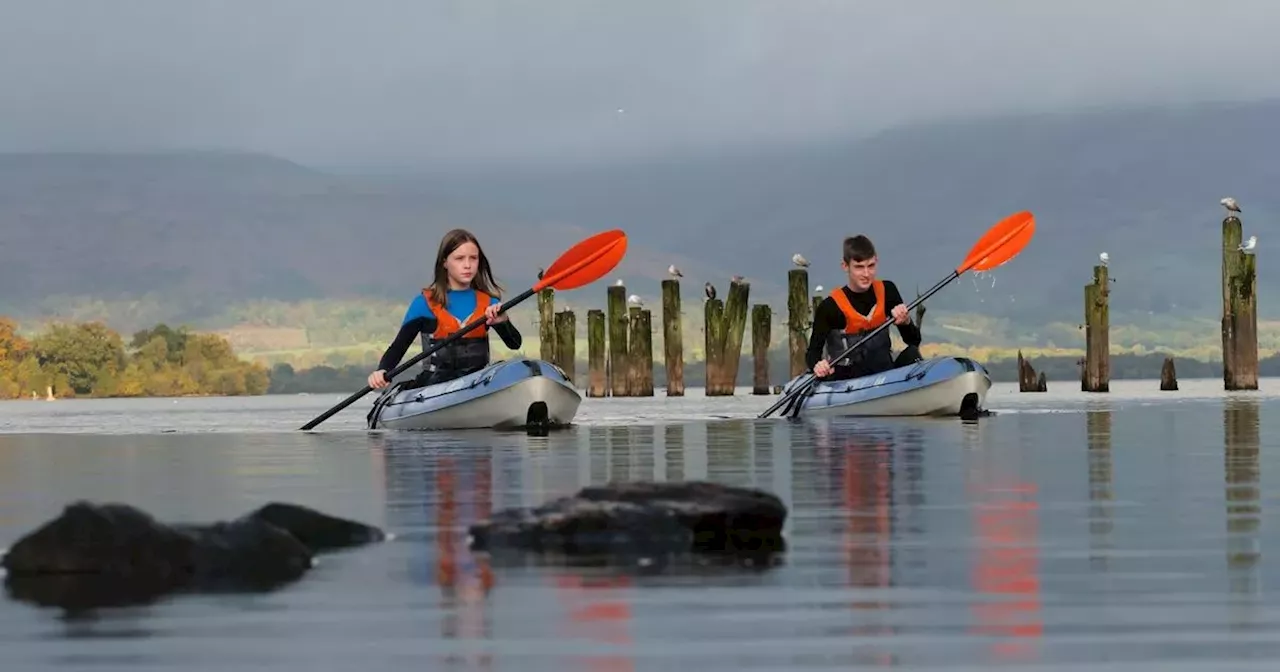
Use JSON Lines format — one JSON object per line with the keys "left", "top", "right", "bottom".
{"left": 367, "top": 357, "right": 582, "bottom": 431}
{"left": 780, "top": 356, "right": 992, "bottom": 417}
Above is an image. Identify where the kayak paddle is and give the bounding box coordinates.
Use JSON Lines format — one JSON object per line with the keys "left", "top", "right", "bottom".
{"left": 300, "top": 229, "right": 629, "bottom": 430}
{"left": 759, "top": 210, "right": 1036, "bottom": 420}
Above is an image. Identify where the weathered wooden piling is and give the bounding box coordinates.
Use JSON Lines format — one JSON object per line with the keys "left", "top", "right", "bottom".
{"left": 628, "top": 306, "right": 654, "bottom": 396}
{"left": 717, "top": 279, "right": 750, "bottom": 395}
{"left": 703, "top": 295, "right": 726, "bottom": 394}
{"left": 751, "top": 304, "right": 771, "bottom": 395}
{"left": 1083, "top": 265, "right": 1110, "bottom": 392}
{"left": 661, "top": 279, "right": 684, "bottom": 397}
{"left": 606, "top": 284, "right": 629, "bottom": 396}
{"left": 811, "top": 294, "right": 823, "bottom": 323}
{"left": 787, "top": 269, "right": 810, "bottom": 379}
{"left": 553, "top": 309, "right": 576, "bottom": 384}
{"left": 1018, "top": 350, "right": 1047, "bottom": 392}
{"left": 1221, "top": 215, "right": 1259, "bottom": 390}
{"left": 586, "top": 309, "right": 606, "bottom": 397}
{"left": 537, "top": 288, "right": 556, "bottom": 363}
{"left": 1160, "top": 356, "right": 1178, "bottom": 391}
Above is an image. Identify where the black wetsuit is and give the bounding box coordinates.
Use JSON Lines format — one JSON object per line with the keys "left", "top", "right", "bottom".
{"left": 805, "top": 281, "right": 922, "bottom": 381}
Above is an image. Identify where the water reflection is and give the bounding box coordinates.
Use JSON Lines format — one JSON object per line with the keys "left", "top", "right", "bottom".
{"left": 1223, "top": 398, "right": 1262, "bottom": 600}
{"left": 1086, "top": 407, "right": 1114, "bottom": 571}
{"left": 962, "top": 417, "right": 1043, "bottom": 664}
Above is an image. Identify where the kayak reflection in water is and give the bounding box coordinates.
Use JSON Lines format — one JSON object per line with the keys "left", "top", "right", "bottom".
{"left": 807, "top": 234, "right": 923, "bottom": 381}
{"left": 368, "top": 228, "right": 524, "bottom": 390}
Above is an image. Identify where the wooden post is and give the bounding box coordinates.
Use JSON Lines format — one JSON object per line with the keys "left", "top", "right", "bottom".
{"left": 1083, "top": 265, "right": 1110, "bottom": 392}
{"left": 1160, "top": 356, "right": 1178, "bottom": 391}
{"left": 586, "top": 309, "right": 606, "bottom": 397}
{"left": 537, "top": 288, "right": 556, "bottom": 362}
{"left": 704, "top": 296, "right": 725, "bottom": 395}
{"left": 1017, "top": 350, "right": 1047, "bottom": 392}
{"left": 751, "top": 304, "right": 771, "bottom": 395}
{"left": 661, "top": 279, "right": 684, "bottom": 397}
{"left": 1222, "top": 216, "right": 1259, "bottom": 390}
{"left": 607, "top": 284, "right": 629, "bottom": 396}
{"left": 629, "top": 307, "right": 654, "bottom": 396}
{"left": 554, "top": 309, "right": 576, "bottom": 384}
{"left": 718, "top": 279, "right": 750, "bottom": 395}
{"left": 787, "top": 269, "right": 810, "bottom": 379}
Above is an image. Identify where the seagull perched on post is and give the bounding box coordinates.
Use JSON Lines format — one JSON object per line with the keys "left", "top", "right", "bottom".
{"left": 1221, "top": 197, "right": 1242, "bottom": 215}
{"left": 731, "top": 274, "right": 746, "bottom": 285}
{"left": 704, "top": 282, "right": 716, "bottom": 300}
{"left": 667, "top": 264, "right": 683, "bottom": 278}
{"left": 614, "top": 278, "right": 624, "bottom": 287}
{"left": 791, "top": 253, "right": 809, "bottom": 268}
{"left": 1099, "top": 252, "right": 1109, "bottom": 267}
{"left": 627, "top": 294, "right": 643, "bottom": 306}
{"left": 1240, "top": 235, "right": 1257, "bottom": 252}
{"left": 814, "top": 284, "right": 824, "bottom": 293}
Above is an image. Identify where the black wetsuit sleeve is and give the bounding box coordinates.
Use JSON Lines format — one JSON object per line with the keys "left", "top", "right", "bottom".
{"left": 377, "top": 316, "right": 436, "bottom": 373}
{"left": 805, "top": 297, "right": 844, "bottom": 369}
{"left": 493, "top": 320, "right": 523, "bottom": 350}
{"left": 883, "top": 281, "right": 922, "bottom": 346}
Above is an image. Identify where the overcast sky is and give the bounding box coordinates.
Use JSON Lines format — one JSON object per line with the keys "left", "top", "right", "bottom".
{"left": 1, "top": 0, "right": 1277, "bottom": 167}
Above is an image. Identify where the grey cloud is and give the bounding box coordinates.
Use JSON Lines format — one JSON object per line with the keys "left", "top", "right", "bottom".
{"left": 1, "top": 0, "right": 1277, "bottom": 167}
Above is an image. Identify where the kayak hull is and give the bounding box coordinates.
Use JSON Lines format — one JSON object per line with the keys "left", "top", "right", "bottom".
{"left": 782, "top": 356, "right": 992, "bottom": 417}
{"left": 368, "top": 357, "right": 581, "bottom": 431}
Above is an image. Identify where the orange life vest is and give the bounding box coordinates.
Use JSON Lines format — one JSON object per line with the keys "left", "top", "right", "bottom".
{"left": 829, "top": 281, "right": 887, "bottom": 333}
{"left": 422, "top": 288, "right": 492, "bottom": 339}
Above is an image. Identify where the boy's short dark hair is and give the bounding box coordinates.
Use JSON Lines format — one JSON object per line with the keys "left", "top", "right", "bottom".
{"left": 843, "top": 235, "right": 876, "bottom": 263}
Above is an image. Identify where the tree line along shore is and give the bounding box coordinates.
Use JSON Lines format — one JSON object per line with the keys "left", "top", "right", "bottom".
{"left": 1, "top": 314, "right": 1272, "bottom": 399}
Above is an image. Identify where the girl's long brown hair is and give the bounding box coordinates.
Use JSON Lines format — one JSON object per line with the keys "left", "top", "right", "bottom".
{"left": 425, "top": 228, "right": 503, "bottom": 307}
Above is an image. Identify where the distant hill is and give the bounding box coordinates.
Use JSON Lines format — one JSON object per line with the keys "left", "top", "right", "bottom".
{"left": 3, "top": 99, "right": 1279, "bottom": 346}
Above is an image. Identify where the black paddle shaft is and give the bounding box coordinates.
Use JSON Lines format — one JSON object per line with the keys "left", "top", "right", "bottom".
{"left": 299, "top": 286, "right": 537, "bottom": 431}
{"left": 759, "top": 270, "right": 960, "bottom": 420}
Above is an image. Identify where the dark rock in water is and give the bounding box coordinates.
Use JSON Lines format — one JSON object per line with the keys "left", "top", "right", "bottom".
{"left": 2, "top": 501, "right": 385, "bottom": 611}
{"left": 468, "top": 481, "right": 787, "bottom": 570}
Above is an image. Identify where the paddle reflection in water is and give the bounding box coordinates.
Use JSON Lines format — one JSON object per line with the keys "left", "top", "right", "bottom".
{"left": 962, "top": 418, "right": 1044, "bottom": 663}
{"left": 1223, "top": 398, "right": 1262, "bottom": 613}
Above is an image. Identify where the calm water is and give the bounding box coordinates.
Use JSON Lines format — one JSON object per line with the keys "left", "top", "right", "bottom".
{"left": 0, "top": 379, "right": 1275, "bottom": 670}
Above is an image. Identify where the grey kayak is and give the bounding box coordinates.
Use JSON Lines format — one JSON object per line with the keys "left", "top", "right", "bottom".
{"left": 367, "top": 357, "right": 581, "bottom": 431}
{"left": 781, "top": 356, "right": 992, "bottom": 417}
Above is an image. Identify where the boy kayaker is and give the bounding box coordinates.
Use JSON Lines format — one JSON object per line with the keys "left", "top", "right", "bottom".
{"left": 806, "top": 234, "right": 922, "bottom": 380}
{"left": 368, "top": 228, "right": 523, "bottom": 389}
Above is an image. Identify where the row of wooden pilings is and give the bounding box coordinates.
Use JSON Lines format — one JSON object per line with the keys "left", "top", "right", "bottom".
{"left": 1017, "top": 213, "right": 1259, "bottom": 393}
{"left": 536, "top": 271, "right": 837, "bottom": 397}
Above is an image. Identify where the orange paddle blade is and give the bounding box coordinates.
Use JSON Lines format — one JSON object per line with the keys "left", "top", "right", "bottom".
{"left": 956, "top": 211, "right": 1036, "bottom": 274}
{"left": 535, "top": 229, "right": 629, "bottom": 292}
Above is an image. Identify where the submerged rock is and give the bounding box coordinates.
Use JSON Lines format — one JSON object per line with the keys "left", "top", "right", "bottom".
{"left": 468, "top": 481, "right": 787, "bottom": 570}
{"left": 2, "top": 501, "right": 385, "bottom": 610}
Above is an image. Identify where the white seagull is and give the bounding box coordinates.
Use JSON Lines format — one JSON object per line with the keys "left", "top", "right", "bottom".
{"left": 1240, "top": 235, "right": 1257, "bottom": 252}
{"left": 1221, "top": 197, "right": 1242, "bottom": 215}
{"left": 815, "top": 285, "right": 824, "bottom": 293}
{"left": 667, "top": 264, "right": 683, "bottom": 278}
{"left": 1099, "top": 252, "right": 1109, "bottom": 267}
{"left": 614, "top": 278, "right": 624, "bottom": 287}
{"left": 792, "top": 253, "right": 809, "bottom": 268}
{"left": 627, "top": 294, "right": 643, "bottom": 306}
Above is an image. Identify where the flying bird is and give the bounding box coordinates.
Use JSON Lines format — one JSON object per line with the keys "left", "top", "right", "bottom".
{"left": 1221, "top": 197, "right": 1242, "bottom": 214}
{"left": 1240, "top": 235, "right": 1257, "bottom": 252}
{"left": 627, "top": 294, "right": 643, "bottom": 306}
{"left": 791, "top": 253, "right": 809, "bottom": 268}
{"left": 1099, "top": 252, "right": 1109, "bottom": 267}
{"left": 704, "top": 282, "right": 717, "bottom": 300}
{"left": 667, "top": 264, "right": 683, "bottom": 278}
